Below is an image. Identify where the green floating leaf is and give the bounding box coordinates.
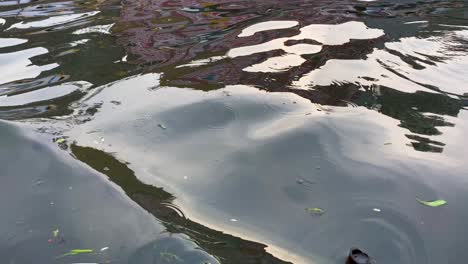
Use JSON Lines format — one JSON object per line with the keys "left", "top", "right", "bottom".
{"left": 56, "top": 138, "right": 66, "bottom": 144}
{"left": 417, "top": 198, "right": 447, "bottom": 207}
{"left": 53, "top": 229, "right": 59, "bottom": 237}
{"left": 57, "top": 249, "right": 94, "bottom": 258}
{"left": 305, "top": 207, "right": 325, "bottom": 215}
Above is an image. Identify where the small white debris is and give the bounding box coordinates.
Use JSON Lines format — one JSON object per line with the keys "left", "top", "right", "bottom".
{"left": 373, "top": 208, "right": 381, "bottom": 212}
{"left": 100, "top": 247, "right": 109, "bottom": 252}
{"left": 100, "top": 137, "right": 105, "bottom": 142}
{"left": 230, "top": 218, "right": 238, "bottom": 222}
{"left": 103, "top": 167, "right": 110, "bottom": 171}
{"left": 158, "top": 124, "right": 167, "bottom": 130}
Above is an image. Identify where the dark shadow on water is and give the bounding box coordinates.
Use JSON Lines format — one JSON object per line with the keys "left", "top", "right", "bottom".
{"left": 354, "top": 85, "right": 465, "bottom": 152}
{"left": 71, "top": 144, "right": 292, "bottom": 264}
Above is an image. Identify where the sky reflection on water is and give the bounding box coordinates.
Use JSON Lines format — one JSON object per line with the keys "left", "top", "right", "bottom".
{"left": 1, "top": 0, "right": 468, "bottom": 263}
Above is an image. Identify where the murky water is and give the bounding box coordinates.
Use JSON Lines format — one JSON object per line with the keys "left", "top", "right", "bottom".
{"left": 1, "top": 0, "right": 468, "bottom": 263}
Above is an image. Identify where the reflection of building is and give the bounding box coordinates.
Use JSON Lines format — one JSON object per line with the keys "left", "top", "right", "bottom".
{"left": 116, "top": 0, "right": 355, "bottom": 66}
{"left": 117, "top": 0, "right": 461, "bottom": 68}
{"left": 117, "top": 0, "right": 466, "bottom": 153}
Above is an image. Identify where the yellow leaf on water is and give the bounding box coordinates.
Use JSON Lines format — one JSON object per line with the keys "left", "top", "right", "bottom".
{"left": 305, "top": 207, "right": 325, "bottom": 215}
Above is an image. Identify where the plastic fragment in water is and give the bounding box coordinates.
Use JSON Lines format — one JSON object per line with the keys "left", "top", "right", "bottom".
{"left": 56, "top": 138, "right": 66, "bottom": 143}
{"left": 100, "top": 247, "right": 109, "bottom": 252}
{"left": 53, "top": 229, "right": 59, "bottom": 237}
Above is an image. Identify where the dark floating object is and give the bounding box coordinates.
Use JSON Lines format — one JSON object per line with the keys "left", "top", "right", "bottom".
{"left": 347, "top": 248, "right": 374, "bottom": 264}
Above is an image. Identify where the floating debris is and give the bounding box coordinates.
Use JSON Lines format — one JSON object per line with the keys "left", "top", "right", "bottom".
{"left": 416, "top": 198, "right": 447, "bottom": 207}
{"left": 57, "top": 249, "right": 94, "bottom": 258}
{"left": 158, "top": 124, "right": 167, "bottom": 130}
{"left": 56, "top": 138, "right": 66, "bottom": 144}
{"left": 347, "top": 247, "right": 374, "bottom": 264}
{"left": 100, "top": 246, "right": 109, "bottom": 252}
{"left": 53, "top": 229, "right": 59, "bottom": 237}
{"left": 34, "top": 179, "right": 45, "bottom": 186}
{"left": 384, "top": 142, "right": 392, "bottom": 145}
{"left": 297, "top": 178, "right": 316, "bottom": 185}
{"left": 305, "top": 207, "right": 325, "bottom": 215}
{"left": 103, "top": 167, "right": 110, "bottom": 171}
{"left": 372, "top": 208, "right": 381, "bottom": 212}
{"left": 230, "top": 218, "right": 238, "bottom": 222}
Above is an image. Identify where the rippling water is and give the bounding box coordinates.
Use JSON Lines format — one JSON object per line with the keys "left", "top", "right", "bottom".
{"left": 1, "top": 0, "right": 468, "bottom": 263}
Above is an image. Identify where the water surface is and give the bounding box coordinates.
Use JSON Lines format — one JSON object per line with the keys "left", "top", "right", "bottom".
{"left": 1, "top": 0, "right": 468, "bottom": 263}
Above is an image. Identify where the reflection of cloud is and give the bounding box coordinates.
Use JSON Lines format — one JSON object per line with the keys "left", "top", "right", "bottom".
{"left": 244, "top": 54, "right": 306, "bottom": 72}
{"left": 73, "top": 23, "right": 114, "bottom": 35}
{"left": 57, "top": 73, "right": 468, "bottom": 264}
{"left": 0, "top": 48, "right": 58, "bottom": 85}
{"left": 238, "top": 20, "right": 299, "bottom": 37}
{"left": 0, "top": 38, "right": 27, "bottom": 48}
{"left": 228, "top": 21, "right": 384, "bottom": 72}
{"left": 292, "top": 31, "right": 468, "bottom": 96}
{"left": 0, "top": 81, "right": 90, "bottom": 107}
{"left": 6, "top": 11, "right": 99, "bottom": 29}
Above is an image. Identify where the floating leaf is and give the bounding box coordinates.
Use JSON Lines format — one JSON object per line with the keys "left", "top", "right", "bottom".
{"left": 305, "top": 207, "right": 325, "bottom": 215}
{"left": 53, "top": 229, "right": 59, "bottom": 237}
{"left": 56, "top": 138, "right": 66, "bottom": 143}
{"left": 57, "top": 249, "right": 94, "bottom": 258}
{"left": 417, "top": 198, "right": 447, "bottom": 207}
